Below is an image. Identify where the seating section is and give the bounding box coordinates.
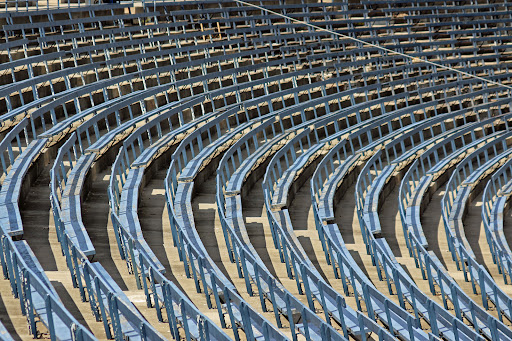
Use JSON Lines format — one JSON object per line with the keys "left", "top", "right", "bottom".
{"left": 3, "top": 0, "right": 512, "bottom": 340}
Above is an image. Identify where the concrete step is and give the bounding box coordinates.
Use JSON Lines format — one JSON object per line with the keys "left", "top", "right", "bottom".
{"left": 288, "top": 181, "right": 360, "bottom": 313}
{"left": 192, "top": 176, "right": 295, "bottom": 339}
{"left": 138, "top": 169, "right": 238, "bottom": 339}
{"left": 421, "top": 185, "right": 502, "bottom": 321}
{"left": 21, "top": 163, "right": 110, "bottom": 339}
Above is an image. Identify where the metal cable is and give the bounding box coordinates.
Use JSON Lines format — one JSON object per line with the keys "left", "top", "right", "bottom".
{"left": 234, "top": 0, "right": 512, "bottom": 91}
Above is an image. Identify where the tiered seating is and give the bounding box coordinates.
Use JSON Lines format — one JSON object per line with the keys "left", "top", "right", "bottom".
{"left": 358, "top": 113, "right": 512, "bottom": 339}
{"left": 263, "top": 127, "right": 431, "bottom": 339}
{"left": 5, "top": 0, "right": 512, "bottom": 340}
{"left": 50, "top": 130, "right": 180, "bottom": 340}
{"left": 309, "top": 101, "right": 508, "bottom": 339}
{"left": 213, "top": 116, "right": 382, "bottom": 340}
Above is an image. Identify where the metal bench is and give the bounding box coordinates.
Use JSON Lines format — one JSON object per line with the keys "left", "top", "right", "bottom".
{"left": 396, "top": 115, "right": 512, "bottom": 338}
{"left": 1, "top": 235, "right": 95, "bottom": 341}
{"left": 216, "top": 130, "right": 396, "bottom": 340}
{"left": 60, "top": 153, "right": 96, "bottom": 258}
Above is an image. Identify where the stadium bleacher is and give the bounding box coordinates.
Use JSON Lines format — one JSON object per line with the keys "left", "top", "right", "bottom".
{"left": 3, "top": 0, "right": 512, "bottom": 340}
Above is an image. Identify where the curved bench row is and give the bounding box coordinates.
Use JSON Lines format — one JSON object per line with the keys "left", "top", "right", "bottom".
{"left": 396, "top": 114, "right": 512, "bottom": 340}
{"left": 51, "top": 130, "right": 228, "bottom": 340}
{"left": 359, "top": 119, "right": 512, "bottom": 340}
{"left": 263, "top": 126, "right": 433, "bottom": 339}
{"left": 215, "top": 117, "right": 384, "bottom": 339}
{"left": 314, "top": 107, "right": 500, "bottom": 340}
{"left": 306, "top": 91, "right": 512, "bottom": 338}
{"left": 166, "top": 102, "right": 356, "bottom": 339}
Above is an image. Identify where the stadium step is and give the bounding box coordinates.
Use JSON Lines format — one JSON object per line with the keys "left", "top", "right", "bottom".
{"left": 421, "top": 184, "right": 502, "bottom": 320}
{"left": 193, "top": 176, "right": 295, "bottom": 338}
{"left": 138, "top": 168, "right": 238, "bottom": 339}
{"left": 288, "top": 180, "right": 360, "bottom": 312}
{"left": 21, "top": 162, "right": 109, "bottom": 338}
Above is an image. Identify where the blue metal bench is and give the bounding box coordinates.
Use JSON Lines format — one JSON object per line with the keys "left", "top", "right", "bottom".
{"left": 396, "top": 115, "right": 512, "bottom": 338}
{"left": 86, "top": 262, "right": 165, "bottom": 340}
{"left": 0, "top": 138, "right": 45, "bottom": 237}
{"left": 2, "top": 4, "right": 129, "bottom": 22}
{"left": 118, "top": 168, "right": 165, "bottom": 273}
{"left": 60, "top": 153, "right": 97, "bottom": 258}
{"left": 250, "top": 95, "right": 458, "bottom": 340}
{"left": 165, "top": 170, "right": 289, "bottom": 340}
{"left": 2, "top": 12, "right": 159, "bottom": 37}
{"left": 216, "top": 129, "right": 396, "bottom": 340}
{"left": 401, "top": 114, "right": 512, "bottom": 245}
{"left": 269, "top": 129, "right": 324, "bottom": 210}
{"left": 5, "top": 29, "right": 308, "bottom": 127}
{"left": 36, "top": 40, "right": 372, "bottom": 143}
{"left": 270, "top": 90, "right": 422, "bottom": 216}
{"left": 110, "top": 116, "right": 283, "bottom": 341}
{"left": 0, "top": 117, "right": 47, "bottom": 237}
{"left": 437, "top": 134, "right": 512, "bottom": 321}
{"left": 0, "top": 232, "right": 95, "bottom": 341}
{"left": 15, "top": 240, "right": 55, "bottom": 295}
{"left": 482, "top": 156, "right": 512, "bottom": 285}
{"left": 359, "top": 150, "right": 509, "bottom": 341}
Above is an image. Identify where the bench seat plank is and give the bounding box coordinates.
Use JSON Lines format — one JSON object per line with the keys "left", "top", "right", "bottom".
{"left": 0, "top": 139, "right": 46, "bottom": 237}
{"left": 490, "top": 197, "right": 511, "bottom": 255}
{"left": 224, "top": 133, "right": 291, "bottom": 196}
{"left": 15, "top": 240, "right": 56, "bottom": 296}
{"left": 60, "top": 153, "right": 96, "bottom": 258}
{"left": 271, "top": 143, "right": 324, "bottom": 210}
{"left": 448, "top": 186, "right": 474, "bottom": 258}
{"left": 318, "top": 154, "right": 360, "bottom": 223}
{"left": 119, "top": 167, "right": 165, "bottom": 273}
